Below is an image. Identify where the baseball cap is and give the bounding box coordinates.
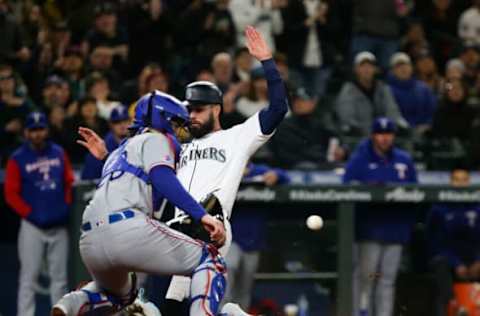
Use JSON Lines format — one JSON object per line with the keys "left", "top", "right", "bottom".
{"left": 44, "top": 75, "right": 66, "bottom": 88}
{"left": 390, "top": 52, "right": 412, "bottom": 67}
{"left": 371, "top": 117, "right": 396, "bottom": 134}
{"left": 25, "top": 112, "right": 48, "bottom": 129}
{"left": 354, "top": 51, "right": 376, "bottom": 66}
{"left": 110, "top": 106, "right": 129, "bottom": 122}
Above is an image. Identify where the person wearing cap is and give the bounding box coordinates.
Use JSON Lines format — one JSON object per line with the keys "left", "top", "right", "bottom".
{"left": 271, "top": 87, "right": 345, "bottom": 169}
{"left": 4, "top": 111, "right": 74, "bottom": 316}
{"left": 81, "top": 106, "right": 130, "bottom": 180}
{"left": 336, "top": 51, "right": 407, "bottom": 137}
{"left": 40, "top": 74, "right": 71, "bottom": 111}
{"left": 387, "top": 52, "right": 437, "bottom": 133}
{"left": 343, "top": 117, "right": 418, "bottom": 316}
{"left": 427, "top": 167, "right": 480, "bottom": 316}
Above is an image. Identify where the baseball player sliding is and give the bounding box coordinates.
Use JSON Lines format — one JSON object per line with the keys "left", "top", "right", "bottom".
{"left": 51, "top": 92, "right": 227, "bottom": 316}
{"left": 79, "top": 26, "right": 289, "bottom": 316}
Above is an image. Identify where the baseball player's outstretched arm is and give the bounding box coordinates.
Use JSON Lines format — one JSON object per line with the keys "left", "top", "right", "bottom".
{"left": 245, "top": 26, "right": 288, "bottom": 135}
{"left": 77, "top": 127, "right": 109, "bottom": 160}
{"left": 149, "top": 165, "right": 226, "bottom": 246}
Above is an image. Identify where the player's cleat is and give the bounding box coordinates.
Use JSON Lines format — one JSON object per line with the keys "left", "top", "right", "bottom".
{"left": 51, "top": 290, "right": 121, "bottom": 316}
{"left": 220, "top": 303, "right": 254, "bottom": 316}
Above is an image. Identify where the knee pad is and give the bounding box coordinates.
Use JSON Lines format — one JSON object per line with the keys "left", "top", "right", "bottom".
{"left": 190, "top": 244, "right": 227, "bottom": 314}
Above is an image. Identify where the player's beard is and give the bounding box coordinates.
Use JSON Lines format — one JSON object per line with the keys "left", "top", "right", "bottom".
{"left": 190, "top": 112, "right": 215, "bottom": 139}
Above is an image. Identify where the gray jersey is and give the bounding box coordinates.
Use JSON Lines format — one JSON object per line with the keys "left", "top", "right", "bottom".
{"left": 83, "top": 132, "right": 175, "bottom": 222}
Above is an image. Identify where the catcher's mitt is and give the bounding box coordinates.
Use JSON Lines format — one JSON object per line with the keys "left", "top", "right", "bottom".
{"left": 169, "top": 193, "right": 224, "bottom": 242}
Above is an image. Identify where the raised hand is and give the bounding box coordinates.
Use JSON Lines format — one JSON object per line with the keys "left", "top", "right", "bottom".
{"left": 245, "top": 25, "right": 272, "bottom": 61}
{"left": 77, "top": 127, "right": 108, "bottom": 160}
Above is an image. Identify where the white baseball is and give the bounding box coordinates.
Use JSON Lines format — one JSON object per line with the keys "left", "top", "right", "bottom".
{"left": 306, "top": 215, "right": 323, "bottom": 230}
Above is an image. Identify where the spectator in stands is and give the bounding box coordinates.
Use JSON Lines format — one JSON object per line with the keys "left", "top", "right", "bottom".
{"left": 40, "top": 75, "right": 71, "bottom": 113}
{"left": 86, "top": 72, "right": 121, "bottom": 120}
{"left": 236, "top": 67, "right": 268, "bottom": 118}
{"left": 445, "top": 58, "right": 465, "bottom": 81}
{"left": 224, "top": 162, "right": 290, "bottom": 311}
{"left": 458, "top": 0, "right": 480, "bottom": 46}
{"left": 0, "top": 63, "right": 34, "bottom": 133}
{"left": 427, "top": 167, "right": 480, "bottom": 316}
{"left": 229, "top": 0, "right": 285, "bottom": 52}
{"left": 387, "top": 52, "right": 437, "bottom": 134}
{"left": 343, "top": 117, "right": 418, "bottom": 316}
{"left": 414, "top": 50, "right": 445, "bottom": 97}
{"left": 202, "top": 0, "right": 237, "bottom": 57}
{"left": 0, "top": 0, "right": 31, "bottom": 64}
{"left": 422, "top": 0, "right": 460, "bottom": 67}
{"left": 87, "top": 45, "right": 122, "bottom": 92}
{"left": 432, "top": 79, "right": 477, "bottom": 139}
{"left": 54, "top": 47, "right": 85, "bottom": 101}
{"left": 336, "top": 51, "right": 406, "bottom": 137}
{"left": 212, "top": 52, "right": 234, "bottom": 92}
{"left": 458, "top": 43, "right": 480, "bottom": 88}
{"left": 401, "top": 20, "right": 430, "bottom": 59}
{"left": 272, "top": 88, "right": 344, "bottom": 169}
{"left": 233, "top": 47, "right": 253, "bottom": 83}
{"left": 83, "top": 2, "right": 128, "bottom": 66}
{"left": 48, "top": 105, "right": 67, "bottom": 148}
{"left": 81, "top": 106, "right": 129, "bottom": 180}
{"left": 350, "top": 0, "right": 408, "bottom": 70}
{"left": 128, "top": 0, "right": 175, "bottom": 73}
{"left": 121, "top": 63, "right": 163, "bottom": 107}
{"left": 64, "top": 96, "right": 108, "bottom": 163}
{"left": 145, "top": 70, "right": 169, "bottom": 94}
{"left": 4, "top": 111, "right": 74, "bottom": 316}
{"left": 282, "top": 0, "right": 330, "bottom": 98}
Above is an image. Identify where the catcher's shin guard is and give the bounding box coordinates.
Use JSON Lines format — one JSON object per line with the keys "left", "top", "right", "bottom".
{"left": 190, "top": 244, "right": 227, "bottom": 316}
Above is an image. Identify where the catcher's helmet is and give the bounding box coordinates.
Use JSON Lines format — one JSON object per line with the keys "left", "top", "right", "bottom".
{"left": 185, "top": 81, "right": 223, "bottom": 107}
{"left": 130, "top": 90, "right": 189, "bottom": 134}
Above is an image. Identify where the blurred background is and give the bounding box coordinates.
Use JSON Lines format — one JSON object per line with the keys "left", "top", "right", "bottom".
{"left": 2, "top": 0, "right": 480, "bottom": 315}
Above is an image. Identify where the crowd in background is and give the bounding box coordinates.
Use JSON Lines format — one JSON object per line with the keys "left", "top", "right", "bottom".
{"left": 1, "top": 0, "right": 480, "bottom": 170}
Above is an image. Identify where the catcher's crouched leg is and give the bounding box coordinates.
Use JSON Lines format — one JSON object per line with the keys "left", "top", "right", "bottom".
{"left": 190, "top": 244, "right": 227, "bottom": 316}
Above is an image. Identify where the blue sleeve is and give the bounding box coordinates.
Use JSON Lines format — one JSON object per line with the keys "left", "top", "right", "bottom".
{"left": 343, "top": 155, "right": 362, "bottom": 183}
{"left": 427, "top": 205, "right": 462, "bottom": 267}
{"left": 258, "top": 59, "right": 289, "bottom": 135}
{"left": 408, "top": 159, "right": 418, "bottom": 183}
{"left": 149, "top": 166, "right": 207, "bottom": 221}
{"left": 81, "top": 153, "right": 105, "bottom": 180}
{"left": 245, "top": 163, "right": 290, "bottom": 184}
{"left": 273, "top": 168, "right": 290, "bottom": 184}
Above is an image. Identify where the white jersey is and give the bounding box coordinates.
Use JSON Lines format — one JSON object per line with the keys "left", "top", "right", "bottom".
{"left": 83, "top": 132, "right": 175, "bottom": 222}
{"left": 176, "top": 112, "right": 272, "bottom": 219}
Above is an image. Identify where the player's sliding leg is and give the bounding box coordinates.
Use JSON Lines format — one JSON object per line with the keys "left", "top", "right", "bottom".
{"left": 190, "top": 244, "right": 227, "bottom": 316}
{"left": 51, "top": 273, "right": 137, "bottom": 316}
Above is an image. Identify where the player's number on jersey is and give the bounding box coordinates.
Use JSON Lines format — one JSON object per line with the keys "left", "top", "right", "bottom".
{"left": 97, "top": 149, "right": 126, "bottom": 187}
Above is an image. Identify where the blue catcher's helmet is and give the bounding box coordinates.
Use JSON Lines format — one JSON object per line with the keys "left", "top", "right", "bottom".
{"left": 130, "top": 90, "right": 189, "bottom": 135}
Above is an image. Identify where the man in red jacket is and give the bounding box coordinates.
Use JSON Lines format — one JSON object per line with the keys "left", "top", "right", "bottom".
{"left": 4, "top": 111, "right": 74, "bottom": 316}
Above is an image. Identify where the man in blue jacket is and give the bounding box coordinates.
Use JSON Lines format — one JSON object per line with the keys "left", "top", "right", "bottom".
{"left": 81, "top": 106, "right": 129, "bottom": 180}
{"left": 343, "top": 117, "right": 418, "bottom": 316}
{"left": 387, "top": 52, "right": 437, "bottom": 134}
{"left": 4, "top": 112, "right": 74, "bottom": 316}
{"left": 427, "top": 168, "right": 480, "bottom": 316}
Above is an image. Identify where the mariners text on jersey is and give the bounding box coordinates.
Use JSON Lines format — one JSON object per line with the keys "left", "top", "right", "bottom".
{"left": 178, "top": 146, "right": 227, "bottom": 168}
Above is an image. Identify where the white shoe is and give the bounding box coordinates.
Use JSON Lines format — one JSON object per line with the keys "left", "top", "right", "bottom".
{"left": 221, "top": 303, "right": 253, "bottom": 316}
{"left": 51, "top": 290, "right": 120, "bottom": 316}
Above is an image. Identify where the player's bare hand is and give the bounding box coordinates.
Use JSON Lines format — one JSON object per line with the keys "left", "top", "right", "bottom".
{"left": 245, "top": 25, "right": 272, "bottom": 61}
{"left": 201, "top": 214, "right": 226, "bottom": 247}
{"left": 263, "top": 171, "right": 279, "bottom": 186}
{"left": 77, "top": 127, "right": 108, "bottom": 160}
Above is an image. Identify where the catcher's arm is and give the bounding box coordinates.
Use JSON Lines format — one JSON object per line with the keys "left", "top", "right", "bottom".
{"left": 77, "top": 127, "right": 109, "bottom": 160}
